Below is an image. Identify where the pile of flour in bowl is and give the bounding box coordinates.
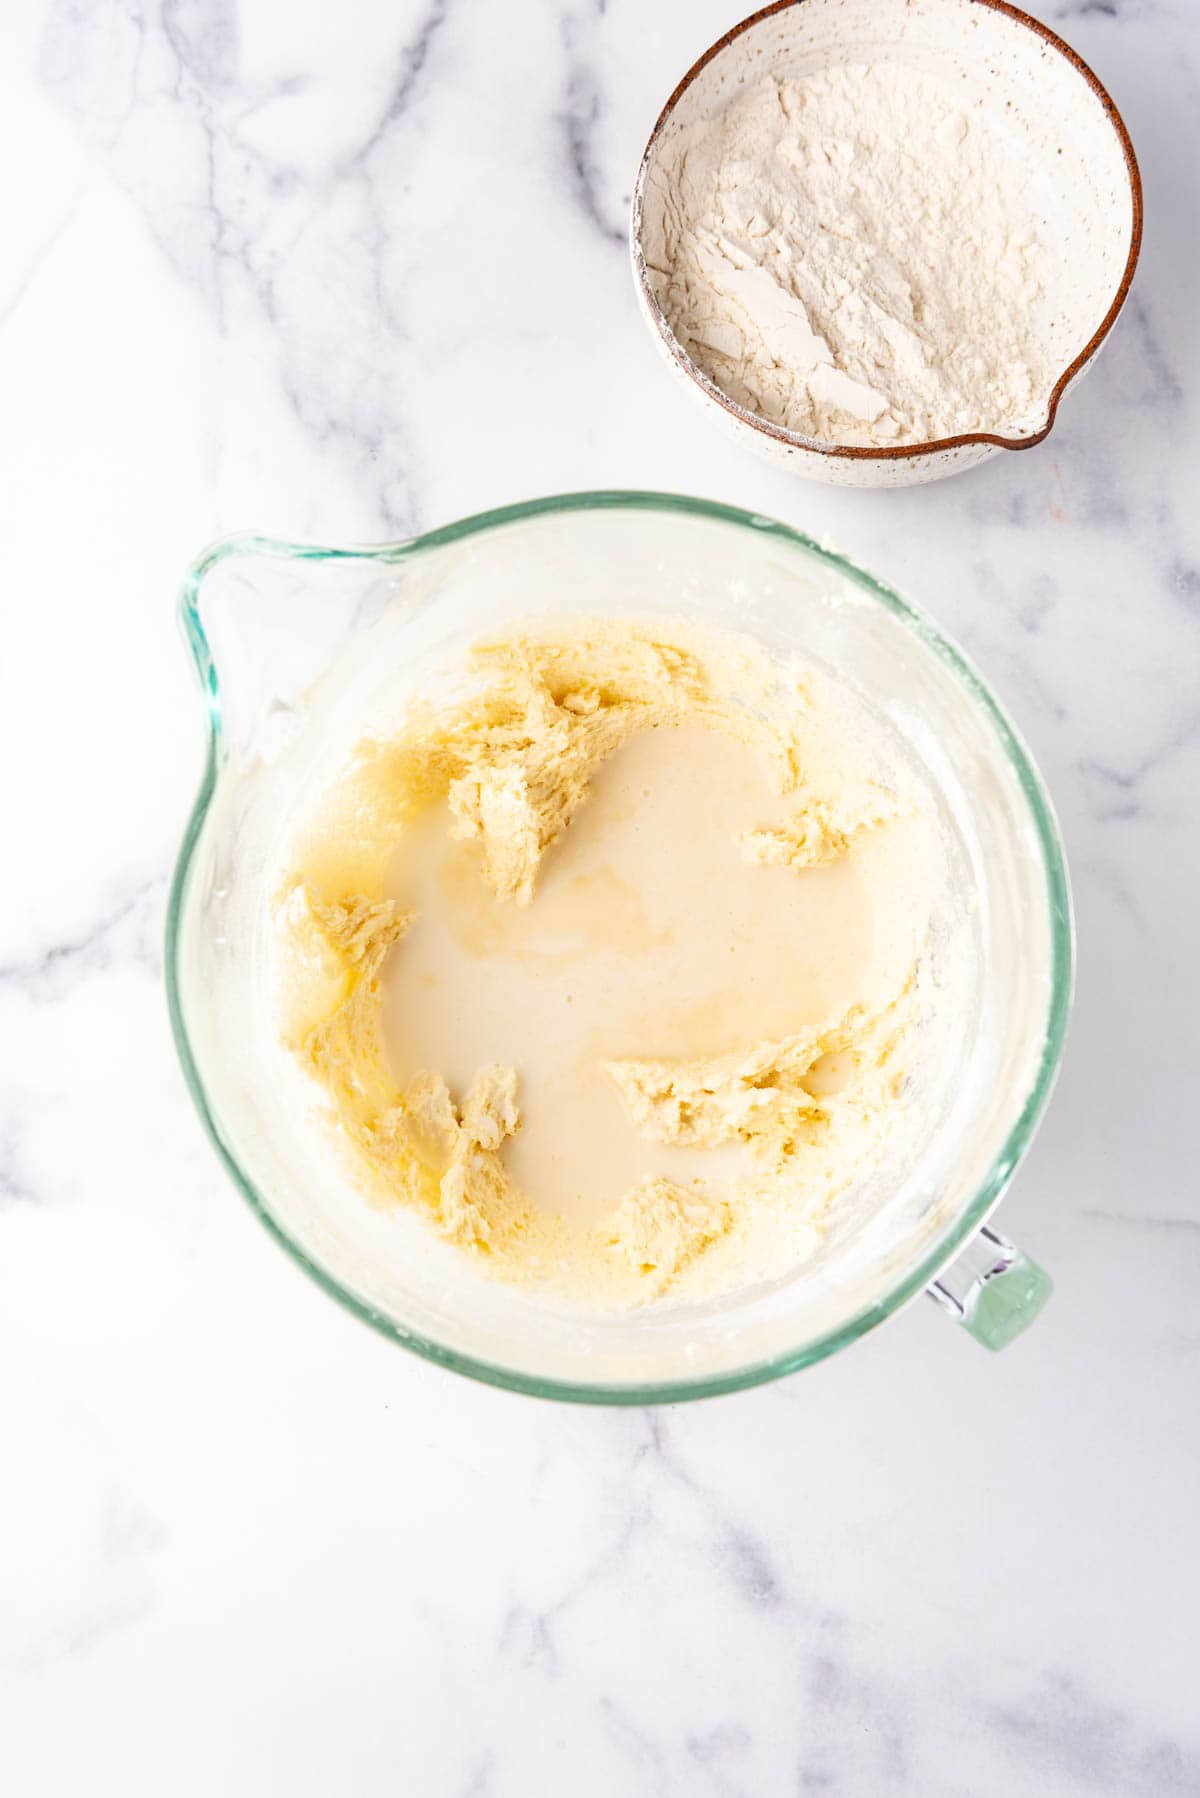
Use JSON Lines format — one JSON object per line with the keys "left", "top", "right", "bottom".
{"left": 641, "top": 62, "right": 1054, "bottom": 446}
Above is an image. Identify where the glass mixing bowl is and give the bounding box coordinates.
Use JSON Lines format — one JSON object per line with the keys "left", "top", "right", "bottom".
{"left": 167, "top": 493, "right": 1072, "bottom": 1402}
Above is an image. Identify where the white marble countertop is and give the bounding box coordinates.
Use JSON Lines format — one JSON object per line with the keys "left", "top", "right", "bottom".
{"left": 2, "top": 1, "right": 1198, "bottom": 1791}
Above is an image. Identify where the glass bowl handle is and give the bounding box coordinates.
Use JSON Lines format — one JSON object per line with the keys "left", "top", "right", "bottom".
{"left": 926, "top": 1224, "right": 1052, "bottom": 1350}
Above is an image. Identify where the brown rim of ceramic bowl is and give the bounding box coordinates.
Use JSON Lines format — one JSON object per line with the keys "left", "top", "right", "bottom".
{"left": 630, "top": 0, "right": 1144, "bottom": 462}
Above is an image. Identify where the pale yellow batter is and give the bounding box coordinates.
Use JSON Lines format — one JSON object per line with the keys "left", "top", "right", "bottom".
{"left": 278, "top": 621, "right": 937, "bottom": 1307}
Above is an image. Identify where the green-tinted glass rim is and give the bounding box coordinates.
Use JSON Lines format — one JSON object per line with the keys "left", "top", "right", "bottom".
{"left": 165, "top": 490, "right": 1074, "bottom": 1405}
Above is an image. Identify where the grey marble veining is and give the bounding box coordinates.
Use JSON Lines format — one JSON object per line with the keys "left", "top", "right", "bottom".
{"left": 1, "top": 2, "right": 1198, "bottom": 1793}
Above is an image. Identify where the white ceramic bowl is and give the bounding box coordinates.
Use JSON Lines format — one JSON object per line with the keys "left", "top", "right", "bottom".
{"left": 631, "top": 0, "right": 1142, "bottom": 488}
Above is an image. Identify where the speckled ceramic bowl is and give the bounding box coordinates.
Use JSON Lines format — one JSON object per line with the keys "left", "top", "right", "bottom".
{"left": 631, "top": 0, "right": 1142, "bottom": 488}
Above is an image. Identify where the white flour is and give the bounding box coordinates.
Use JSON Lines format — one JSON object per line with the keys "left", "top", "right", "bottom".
{"left": 642, "top": 64, "right": 1052, "bottom": 446}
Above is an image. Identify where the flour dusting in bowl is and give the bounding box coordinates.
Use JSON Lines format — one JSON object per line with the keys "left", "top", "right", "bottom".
{"left": 642, "top": 62, "right": 1053, "bottom": 447}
